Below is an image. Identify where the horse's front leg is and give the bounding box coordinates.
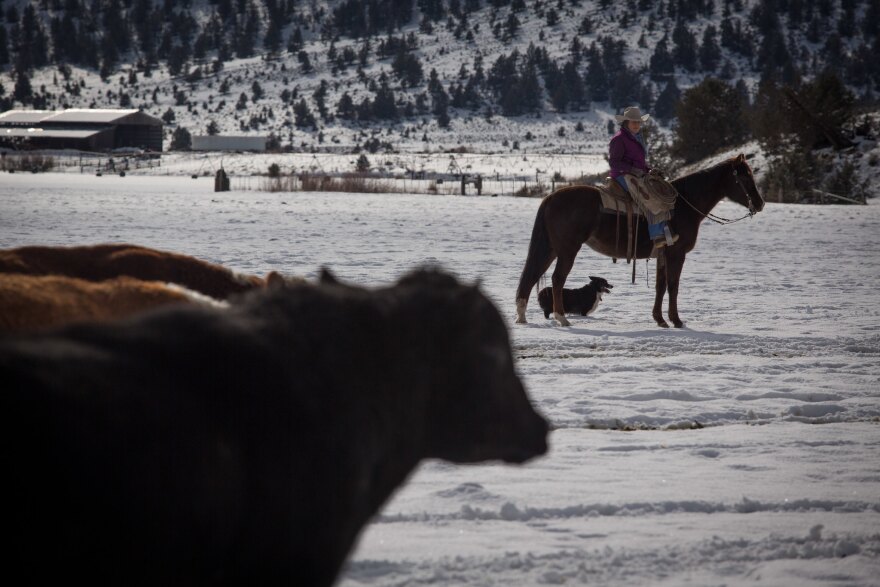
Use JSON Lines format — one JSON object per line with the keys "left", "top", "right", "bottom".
{"left": 551, "top": 251, "right": 578, "bottom": 327}
{"left": 653, "top": 250, "right": 669, "bottom": 328}
{"left": 665, "top": 250, "right": 687, "bottom": 328}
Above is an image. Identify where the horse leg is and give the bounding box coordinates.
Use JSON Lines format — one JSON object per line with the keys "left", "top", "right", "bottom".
{"left": 652, "top": 250, "right": 670, "bottom": 328}
{"left": 665, "top": 250, "right": 687, "bottom": 328}
{"left": 551, "top": 250, "right": 578, "bottom": 327}
{"left": 515, "top": 255, "right": 556, "bottom": 324}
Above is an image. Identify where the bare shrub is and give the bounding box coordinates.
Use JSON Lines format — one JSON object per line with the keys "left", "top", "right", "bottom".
{"left": 261, "top": 173, "right": 399, "bottom": 194}
{"left": 513, "top": 183, "right": 549, "bottom": 198}
{"left": 569, "top": 171, "right": 607, "bottom": 186}
{"left": 1, "top": 154, "right": 56, "bottom": 172}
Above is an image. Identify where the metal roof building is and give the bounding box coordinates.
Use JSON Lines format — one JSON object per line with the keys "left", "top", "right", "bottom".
{"left": 192, "top": 135, "right": 268, "bottom": 152}
{"left": 0, "top": 109, "right": 163, "bottom": 152}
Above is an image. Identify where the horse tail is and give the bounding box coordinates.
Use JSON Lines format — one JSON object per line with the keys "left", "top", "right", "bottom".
{"left": 516, "top": 197, "right": 554, "bottom": 303}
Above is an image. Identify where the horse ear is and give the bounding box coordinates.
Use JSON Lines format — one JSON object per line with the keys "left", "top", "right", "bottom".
{"left": 265, "top": 271, "right": 286, "bottom": 289}
{"left": 736, "top": 153, "right": 746, "bottom": 163}
{"left": 319, "top": 267, "right": 339, "bottom": 284}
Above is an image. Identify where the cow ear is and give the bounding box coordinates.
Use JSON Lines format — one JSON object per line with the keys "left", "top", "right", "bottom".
{"left": 319, "top": 267, "right": 339, "bottom": 284}
{"left": 266, "top": 271, "right": 286, "bottom": 289}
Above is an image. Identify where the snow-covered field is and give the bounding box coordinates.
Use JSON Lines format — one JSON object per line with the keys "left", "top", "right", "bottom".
{"left": 1, "top": 173, "right": 879, "bottom": 585}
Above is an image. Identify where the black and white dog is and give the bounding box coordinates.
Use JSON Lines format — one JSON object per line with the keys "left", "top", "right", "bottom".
{"left": 537, "top": 276, "right": 613, "bottom": 319}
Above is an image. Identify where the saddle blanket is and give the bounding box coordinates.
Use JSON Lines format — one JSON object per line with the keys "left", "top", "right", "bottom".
{"left": 596, "top": 182, "right": 645, "bottom": 217}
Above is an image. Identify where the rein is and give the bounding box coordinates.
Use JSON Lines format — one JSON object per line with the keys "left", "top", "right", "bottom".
{"left": 674, "top": 168, "right": 757, "bottom": 225}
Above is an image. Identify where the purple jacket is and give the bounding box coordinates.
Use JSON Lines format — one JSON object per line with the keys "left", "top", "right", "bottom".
{"left": 609, "top": 128, "right": 648, "bottom": 178}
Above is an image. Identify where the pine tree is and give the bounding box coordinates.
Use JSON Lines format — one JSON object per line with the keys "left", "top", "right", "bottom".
{"left": 264, "top": 20, "right": 282, "bottom": 54}
{"left": 0, "top": 25, "right": 8, "bottom": 66}
{"left": 749, "top": 72, "right": 790, "bottom": 151}
{"left": 609, "top": 67, "right": 640, "bottom": 109}
{"left": 336, "top": 92, "right": 356, "bottom": 120}
{"left": 288, "top": 27, "right": 303, "bottom": 52}
{"left": 519, "top": 61, "right": 542, "bottom": 112}
{"left": 672, "top": 20, "right": 698, "bottom": 72}
{"left": 293, "top": 98, "right": 317, "bottom": 128}
{"left": 313, "top": 80, "right": 329, "bottom": 119}
{"left": 578, "top": 16, "right": 593, "bottom": 34}
{"left": 13, "top": 67, "right": 33, "bottom": 104}
{"left": 563, "top": 61, "right": 587, "bottom": 108}
{"left": 357, "top": 97, "right": 374, "bottom": 121}
{"left": 699, "top": 25, "right": 721, "bottom": 72}
{"left": 252, "top": 81, "right": 265, "bottom": 101}
{"left": 428, "top": 69, "right": 451, "bottom": 126}
{"left": 503, "top": 12, "right": 520, "bottom": 40}
{"left": 392, "top": 48, "right": 424, "bottom": 87}
{"left": 649, "top": 35, "right": 674, "bottom": 81}
{"left": 672, "top": 78, "right": 749, "bottom": 162}
{"left": 372, "top": 77, "right": 399, "bottom": 120}
{"left": 802, "top": 70, "right": 855, "bottom": 149}
{"left": 170, "top": 126, "right": 192, "bottom": 150}
{"left": 298, "top": 50, "right": 313, "bottom": 73}
{"left": 585, "top": 45, "right": 608, "bottom": 102}
{"left": 551, "top": 82, "right": 570, "bottom": 112}
{"left": 653, "top": 78, "right": 680, "bottom": 122}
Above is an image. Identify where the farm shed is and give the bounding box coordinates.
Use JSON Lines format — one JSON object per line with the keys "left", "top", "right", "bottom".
{"left": 0, "top": 109, "right": 163, "bottom": 152}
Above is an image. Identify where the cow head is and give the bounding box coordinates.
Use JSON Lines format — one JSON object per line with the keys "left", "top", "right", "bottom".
{"left": 396, "top": 269, "right": 548, "bottom": 465}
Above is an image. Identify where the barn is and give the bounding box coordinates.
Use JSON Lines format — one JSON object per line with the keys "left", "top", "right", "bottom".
{"left": 0, "top": 109, "right": 163, "bottom": 152}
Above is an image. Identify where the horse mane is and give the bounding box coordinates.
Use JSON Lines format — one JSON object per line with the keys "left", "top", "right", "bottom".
{"left": 672, "top": 156, "right": 738, "bottom": 188}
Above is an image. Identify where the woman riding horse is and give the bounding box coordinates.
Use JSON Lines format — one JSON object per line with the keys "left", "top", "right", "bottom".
{"left": 609, "top": 106, "right": 678, "bottom": 248}
{"left": 514, "top": 154, "right": 764, "bottom": 327}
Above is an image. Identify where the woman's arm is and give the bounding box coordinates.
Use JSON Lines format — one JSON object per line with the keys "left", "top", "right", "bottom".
{"left": 609, "top": 136, "right": 633, "bottom": 174}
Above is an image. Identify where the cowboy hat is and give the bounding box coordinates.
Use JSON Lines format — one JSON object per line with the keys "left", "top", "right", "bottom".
{"left": 614, "top": 106, "right": 651, "bottom": 123}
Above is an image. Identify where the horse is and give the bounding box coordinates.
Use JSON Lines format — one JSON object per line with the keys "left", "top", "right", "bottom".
{"left": 515, "top": 154, "right": 765, "bottom": 328}
{"left": 0, "top": 273, "right": 225, "bottom": 333}
{"left": 0, "top": 243, "right": 268, "bottom": 300}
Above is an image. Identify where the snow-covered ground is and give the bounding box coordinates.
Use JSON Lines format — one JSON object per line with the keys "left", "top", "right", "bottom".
{"left": 1, "top": 173, "right": 878, "bottom": 585}
{"left": 26, "top": 149, "right": 610, "bottom": 187}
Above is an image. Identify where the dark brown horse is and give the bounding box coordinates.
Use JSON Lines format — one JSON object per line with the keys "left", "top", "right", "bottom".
{"left": 515, "top": 154, "right": 765, "bottom": 328}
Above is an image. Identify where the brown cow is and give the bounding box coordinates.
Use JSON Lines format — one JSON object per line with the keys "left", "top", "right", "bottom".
{"left": 0, "top": 273, "right": 223, "bottom": 333}
{"left": 0, "top": 267, "right": 548, "bottom": 587}
{"left": 0, "top": 243, "right": 265, "bottom": 300}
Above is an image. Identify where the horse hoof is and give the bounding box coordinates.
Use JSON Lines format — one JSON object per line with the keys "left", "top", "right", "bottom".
{"left": 673, "top": 322, "right": 685, "bottom": 328}
{"left": 515, "top": 300, "right": 528, "bottom": 324}
{"left": 553, "top": 313, "right": 571, "bottom": 327}
{"left": 657, "top": 321, "right": 670, "bottom": 328}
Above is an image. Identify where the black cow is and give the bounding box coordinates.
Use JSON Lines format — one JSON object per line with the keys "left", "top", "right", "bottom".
{"left": 0, "top": 267, "right": 547, "bottom": 587}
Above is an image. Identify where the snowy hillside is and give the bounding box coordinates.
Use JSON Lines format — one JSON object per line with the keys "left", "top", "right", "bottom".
{"left": 1, "top": 0, "right": 878, "bottom": 155}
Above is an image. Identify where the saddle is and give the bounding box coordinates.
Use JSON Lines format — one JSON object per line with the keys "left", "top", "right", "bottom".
{"left": 596, "top": 178, "right": 643, "bottom": 271}
{"left": 596, "top": 178, "right": 645, "bottom": 218}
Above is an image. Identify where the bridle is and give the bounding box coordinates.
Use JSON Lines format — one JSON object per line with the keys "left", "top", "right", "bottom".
{"left": 675, "top": 166, "right": 759, "bottom": 225}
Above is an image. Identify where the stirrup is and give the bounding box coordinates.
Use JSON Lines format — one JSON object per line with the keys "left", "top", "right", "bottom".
{"left": 663, "top": 226, "right": 679, "bottom": 246}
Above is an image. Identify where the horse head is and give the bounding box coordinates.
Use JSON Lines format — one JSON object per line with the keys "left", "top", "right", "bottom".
{"left": 726, "top": 154, "right": 765, "bottom": 214}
